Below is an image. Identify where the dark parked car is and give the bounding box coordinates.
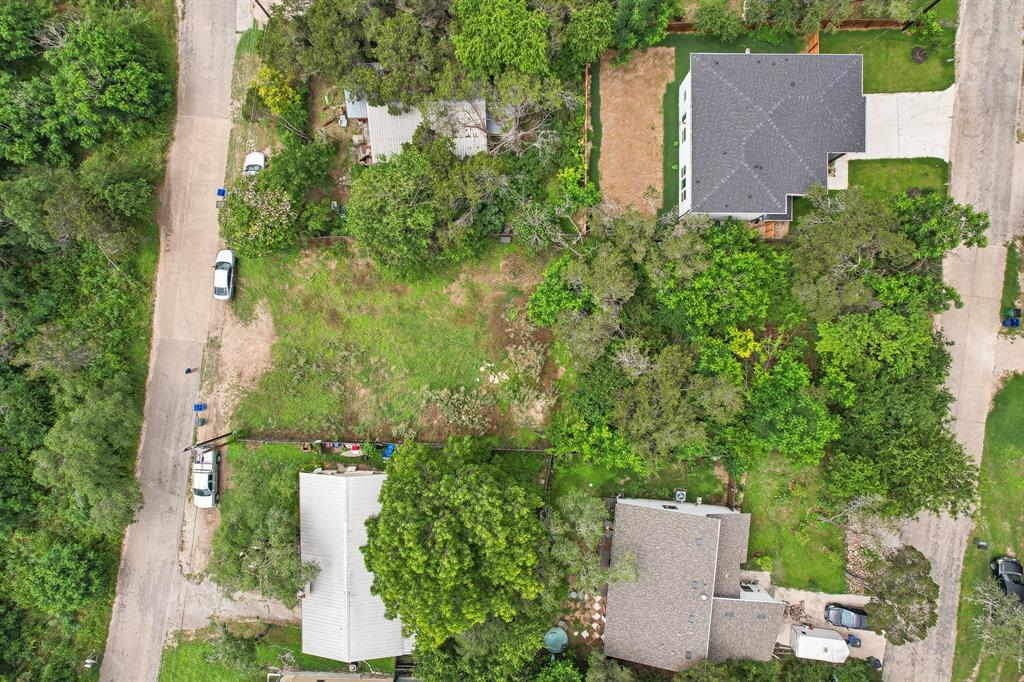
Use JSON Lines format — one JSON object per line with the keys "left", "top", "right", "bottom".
{"left": 990, "top": 556, "right": 1024, "bottom": 603}
{"left": 824, "top": 603, "right": 870, "bottom": 630}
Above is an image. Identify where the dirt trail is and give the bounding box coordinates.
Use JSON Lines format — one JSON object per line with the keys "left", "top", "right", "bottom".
{"left": 597, "top": 48, "right": 675, "bottom": 213}
{"left": 101, "top": 2, "right": 293, "bottom": 680}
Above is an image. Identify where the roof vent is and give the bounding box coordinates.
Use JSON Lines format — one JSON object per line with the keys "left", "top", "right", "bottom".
{"left": 700, "top": 593, "right": 708, "bottom": 601}
{"left": 691, "top": 580, "right": 700, "bottom": 589}
{"left": 725, "top": 611, "right": 735, "bottom": 619}
{"left": 685, "top": 651, "right": 693, "bottom": 660}
{"left": 791, "top": 81, "right": 797, "bottom": 87}
{"left": 758, "top": 613, "right": 768, "bottom": 621}
{"left": 688, "top": 614, "right": 696, "bottom": 624}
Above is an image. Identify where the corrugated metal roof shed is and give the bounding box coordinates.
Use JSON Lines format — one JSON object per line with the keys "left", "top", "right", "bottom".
{"left": 299, "top": 472, "right": 413, "bottom": 662}
{"left": 366, "top": 100, "right": 488, "bottom": 162}
{"left": 344, "top": 91, "right": 369, "bottom": 119}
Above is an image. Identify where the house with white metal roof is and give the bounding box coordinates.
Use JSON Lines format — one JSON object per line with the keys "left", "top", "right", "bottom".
{"left": 677, "top": 53, "right": 866, "bottom": 221}
{"left": 299, "top": 470, "right": 413, "bottom": 663}
{"left": 344, "top": 94, "right": 489, "bottom": 162}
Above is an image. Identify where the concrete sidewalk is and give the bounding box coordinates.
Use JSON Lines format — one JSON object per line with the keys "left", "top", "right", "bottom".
{"left": 829, "top": 86, "right": 956, "bottom": 189}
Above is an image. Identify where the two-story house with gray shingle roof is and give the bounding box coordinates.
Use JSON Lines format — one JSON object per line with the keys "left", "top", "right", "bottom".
{"left": 677, "top": 53, "right": 866, "bottom": 222}
{"left": 602, "top": 498, "right": 786, "bottom": 672}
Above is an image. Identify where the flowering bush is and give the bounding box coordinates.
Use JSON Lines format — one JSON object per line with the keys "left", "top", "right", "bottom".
{"left": 220, "top": 176, "right": 299, "bottom": 256}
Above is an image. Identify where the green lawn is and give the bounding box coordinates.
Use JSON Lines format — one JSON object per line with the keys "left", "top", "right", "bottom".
{"left": 848, "top": 157, "right": 949, "bottom": 200}
{"left": 658, "top": 34, "right": 803, "bottom": 214}
{"left": 1001, "top": 240, "right": 1022, "bottom": 317}
{"left": 550, "top": 457, "right": 725, "bottom": 504}
{"left": 951, "top": 375, "right": 1024, "bottom": 682}
{"left": 588, "top": 60, "right": 602, "bottom": 189}
{"left": 231, "top": 244, "right": 547, "bottom": 440}
{"left": 820, "top": 4, "right": 957, "bottom": 94}
{"left": 159, "top": 624, "right": 376, "bottom": 682}
{"left": 742, "top": 459, "right": 847, "bottom": 593}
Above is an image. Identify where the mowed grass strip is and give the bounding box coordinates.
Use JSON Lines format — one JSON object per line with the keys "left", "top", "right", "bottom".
{"left": 848, "top": 157, "right": 949, "bottom": 200}
{"left": 742, "top": 459, "right": 847, "bottom": 593}
{"left": 820, "top": 0, "right": 957, "bottom": 95}
{"left": 159, "top": 624, "right": 369, "bottom": 682}
{"left": 231, "top": 245, "right": 543, "bottom": 438}
{"left": 951, "top": 375, "right": 1024, "bottom": 682}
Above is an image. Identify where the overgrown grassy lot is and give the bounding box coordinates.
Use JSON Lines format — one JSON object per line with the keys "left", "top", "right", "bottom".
{"left": 951, "top": 375, "right": 1024, "bottom": 682}
{"left": 821, "top": 0, "right": 958, "bottom": 94}
{"left": 158, "top": 624, "right": 386, "bottom": 682}
{"left": 550, "top": 458, "right": 725, "bottom": 503}
{"left": 742, "top": 459, "right": 847, "bottom": 593}
{"left": 848, "top": 157, "right": 949, "bottom": 200}
{"left": 231, "top": 244, "right": 551, "bottom": 441}
{"left": 659, "top": 34, "right": 803, "bottom": 213}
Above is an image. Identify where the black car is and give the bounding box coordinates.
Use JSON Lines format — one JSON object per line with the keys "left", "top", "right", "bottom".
{"left": 990, "top": 556, "right": 1024, "bottom": 603}
{"left": 824, "top": 603, "right": 870, "bottom": 630}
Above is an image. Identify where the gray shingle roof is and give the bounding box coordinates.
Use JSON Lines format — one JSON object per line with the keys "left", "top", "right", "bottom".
{"left": 709, "top": 597, "right": 787, "bottom": 662}
{"left": 708, "top": 513, "right": 750, "bottom": 598}
{"left": 689, "top": 53, "right": 865, "bottom": 215}
{"left": 603, "top": 503, "right": 720, "bottom": 671}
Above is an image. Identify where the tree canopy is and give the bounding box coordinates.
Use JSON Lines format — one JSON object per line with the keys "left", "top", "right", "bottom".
{"left": 363, "top": 439, "right": 545, "bottom": 648}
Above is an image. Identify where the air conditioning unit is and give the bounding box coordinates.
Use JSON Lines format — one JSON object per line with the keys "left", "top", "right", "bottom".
{"left": 674, "top": 490, "right": 687, "bottom": 504}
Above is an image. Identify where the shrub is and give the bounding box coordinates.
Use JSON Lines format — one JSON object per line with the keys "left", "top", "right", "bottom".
{"left": 220, "top": 176, "right": 299, "bottom": 256}
{"left": 695, "top": 0, "right": 745, "bottom": 42}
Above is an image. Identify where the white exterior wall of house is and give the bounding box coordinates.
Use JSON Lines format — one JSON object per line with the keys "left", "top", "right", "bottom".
{"left": 616, "top": 497, "right": 737, "bottom": 517}
{"left": 678, "top": 73, "right": 693, "bottom": 216}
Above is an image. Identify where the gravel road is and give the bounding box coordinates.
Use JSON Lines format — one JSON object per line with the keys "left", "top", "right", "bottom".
{"left": 99, "top": 2, "right": 294, "bottom": 680}
{"left": 883, "top": 2, "right": 1024, "bottom": 681}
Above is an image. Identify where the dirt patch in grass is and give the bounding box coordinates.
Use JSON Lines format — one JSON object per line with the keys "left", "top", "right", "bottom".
{"left": 181, "top": 301, "right": 276, "bottom": 577}
{"left": 597, "top": 48, "right": 676, "bottom": 213}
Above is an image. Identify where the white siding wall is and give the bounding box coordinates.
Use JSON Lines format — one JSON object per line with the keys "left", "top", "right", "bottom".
{"left": 678, "top": 73, "right": 693, "bottom": 216}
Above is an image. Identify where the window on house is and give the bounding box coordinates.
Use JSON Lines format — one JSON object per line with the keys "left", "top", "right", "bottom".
{"left": 681, "top": 127, "right": 687, "bottom": 143}
{"left": 682, "top": 189, "right": 687, "bottom": 201}
{"left": 681, "top": 177, "right": 687, "bottom": 190}
{"left": 681, "top": 165, "right": 686, "bottom": 178}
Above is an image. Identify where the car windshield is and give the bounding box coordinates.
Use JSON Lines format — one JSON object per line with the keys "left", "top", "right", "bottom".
{"left": 214, "top": 286, "right": 228, "bottom": 296}
{"left": 244, "top": 164, "right": 261, "bottom": 173}
{"left": 1007, "top": 572, "right": 1024, "bottom": 585}
{"left": 193, "top": 487, "right": 211, "bottom": 496}
{"left": 215, "top": 262, "right": 231, "bottom": 270}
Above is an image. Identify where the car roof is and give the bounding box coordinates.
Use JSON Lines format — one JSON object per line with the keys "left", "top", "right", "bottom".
{"left": 192, "top": 471, "right": 212, "bottom": 488}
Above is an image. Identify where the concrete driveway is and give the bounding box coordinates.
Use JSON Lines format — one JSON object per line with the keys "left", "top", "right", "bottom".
{"left": 772, "top": 587, "right": 887, "bottom": 664}
{"left": 829, "top": 86, "right": 956, "bottom": 189}
{"left": 882, "top": 1, "right": 1024, "bottom": 681}
{"left": 100, "top": 2, "right": 294, "bottom": 680}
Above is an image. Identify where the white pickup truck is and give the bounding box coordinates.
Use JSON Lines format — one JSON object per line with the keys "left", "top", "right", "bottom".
{"left": 191, "top": 447, "right": 219, "bottom": 508}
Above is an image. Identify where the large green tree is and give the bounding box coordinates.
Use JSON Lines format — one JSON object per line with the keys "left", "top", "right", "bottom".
{"left": 452, "top": 0, "right": 550, "bottom": 79}
{"left": 857, "top": 545, "right": 938, "bottom": 644}
{"left": 363, "top": 439, "right": 545, "bottom": 649}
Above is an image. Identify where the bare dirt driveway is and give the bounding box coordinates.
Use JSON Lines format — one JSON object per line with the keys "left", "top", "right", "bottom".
{"left": 100, "top": 2, "right": 293, "bottom": 681}
{"left": 883, "top": 2, "right": 1024, "bottom": 681}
